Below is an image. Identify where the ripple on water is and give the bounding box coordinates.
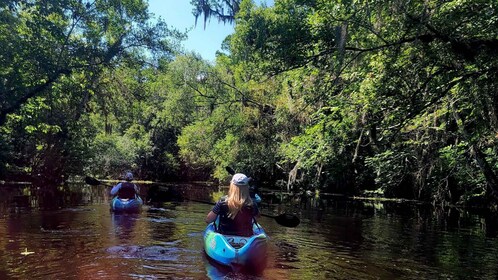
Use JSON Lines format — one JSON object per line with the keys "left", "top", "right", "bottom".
{"left": 187, "top": 231, "right": 203, "bottom": 237}
{"left": 145, "top": 217, "right": 174, "bottom": 223}
{"left": 128, "top": 273, "right": 158, "bottom": 279}
{"left": 222, "top": 271, "right": 266, "bottom": 280}
{"left": 146, "top": 207, "right": 170, "bottom": 213}
{"left": 106, "top": 245, "right": 185, "bottom": 261}
{"left": 60, "top": 207, "right": 95, "bottom": 212}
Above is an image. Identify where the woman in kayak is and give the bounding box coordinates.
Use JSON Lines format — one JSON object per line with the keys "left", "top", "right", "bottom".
{"left": 110, "top": 172, "right": 139, "bottom": 199}
{"left": 206, "top": 173, "right": 260, "bottom": 237}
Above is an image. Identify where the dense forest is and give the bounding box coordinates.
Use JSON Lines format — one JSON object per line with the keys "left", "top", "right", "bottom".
{"left": 1, "top": 0, "right": 498, "bottom": 207}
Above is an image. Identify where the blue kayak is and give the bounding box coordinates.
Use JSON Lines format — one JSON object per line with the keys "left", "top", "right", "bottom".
{"left": 110, "top": 196, "right": 143, "bottom": 213}
{"left": 204, "top": 221, "right": 268, "bottom": 270}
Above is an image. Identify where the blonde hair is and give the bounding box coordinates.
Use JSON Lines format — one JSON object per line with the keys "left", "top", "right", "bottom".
{"left": 226, "top": 182, "right": 253, "bottom": 219}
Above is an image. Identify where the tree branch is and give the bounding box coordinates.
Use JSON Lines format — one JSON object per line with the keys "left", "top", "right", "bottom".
{"left": 0, "top": 69, "right": 71, "bottom": 126}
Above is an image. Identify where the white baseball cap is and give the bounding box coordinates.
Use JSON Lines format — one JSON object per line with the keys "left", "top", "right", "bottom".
{"left": 125, "top": 172, "right": 133, "bottom": 181}
{"left": 231, "top": 173, "right": 249, "bottom": 186}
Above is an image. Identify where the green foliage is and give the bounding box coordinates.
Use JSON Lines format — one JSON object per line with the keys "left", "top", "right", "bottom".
{"left": 89, "top": 133, "right": 137, "bottom": 177}
{"left": 3, "top": 0, "right": 498, "bottom": 208}
{"left": 212, "top": 0, "right": 498, "bottom": 204}
{"left": 0, "top": 0, "right": 179, "bottom": 182}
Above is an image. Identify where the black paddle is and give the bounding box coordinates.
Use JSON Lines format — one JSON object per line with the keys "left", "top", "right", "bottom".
{"left": 225, "top": 166, "right": 300, "bottom": 227}
{"left": 85, "top": 176, "right": 114, "bottom": 187}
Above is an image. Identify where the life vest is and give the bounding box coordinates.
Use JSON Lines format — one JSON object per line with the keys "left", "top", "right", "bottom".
{"left": 117, "top": 182, "right": 136, "bottom": 199}
{"left": 217, "top": 198, "right": 256, "bottom": 237}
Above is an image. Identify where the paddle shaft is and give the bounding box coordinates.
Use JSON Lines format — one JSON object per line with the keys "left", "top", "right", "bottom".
{"left": 85, "top": 176, "right": 114, "bottom": 187}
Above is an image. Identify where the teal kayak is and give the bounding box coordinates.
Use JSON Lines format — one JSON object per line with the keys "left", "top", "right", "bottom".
{"left": 110, "top": 196, "right": 143, "bottom": 213}
{"left": 203, "top": 221, "right": 268, "bottom": 270}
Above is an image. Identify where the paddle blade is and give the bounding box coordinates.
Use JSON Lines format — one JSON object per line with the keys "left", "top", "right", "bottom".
{"left": 85, "top": 176, "right": 102, "bottom": 186}
{"left": 274, "top": 213, "right": 300, "bottom": 227}
{"left": 225, "top": 166, "right": 236, "bottom": 175}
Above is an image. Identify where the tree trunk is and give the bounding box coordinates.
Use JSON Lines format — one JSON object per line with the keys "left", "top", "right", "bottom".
{"left": 452, "top": 103, "right": 498, "bottom": 200}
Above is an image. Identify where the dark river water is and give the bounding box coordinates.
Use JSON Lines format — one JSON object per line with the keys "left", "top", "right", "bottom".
{"left": 1, "top": 183, "right": 498, "bottom": 279}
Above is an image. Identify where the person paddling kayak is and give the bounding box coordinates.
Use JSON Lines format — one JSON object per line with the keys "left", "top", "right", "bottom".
{"left": 110, "top": 172, "right": 140, "bottom": 199}
{"left": 206, "top": 173, "right": 260, "bottom": 237}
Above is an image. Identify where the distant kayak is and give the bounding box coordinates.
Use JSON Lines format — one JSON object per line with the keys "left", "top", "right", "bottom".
{"left": 204, "top": 221, "right": 268, "bottom": 271}
{"left": 111, "top": 196, "right": 143, "bottom": 213}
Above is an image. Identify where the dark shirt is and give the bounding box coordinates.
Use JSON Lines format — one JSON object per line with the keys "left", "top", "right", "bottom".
{"left": 110, "top": 182, "right": 138, "bottom": 199}
{"left": 211, "top": 197, "right": 259, "bottom": 236}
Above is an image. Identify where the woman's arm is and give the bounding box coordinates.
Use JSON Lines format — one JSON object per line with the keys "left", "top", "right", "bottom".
{"left": 110, "top": 183, "right": 122, "bottom": 196}
{"left": 205, "top": 211, "right": 218, "bottom": 223}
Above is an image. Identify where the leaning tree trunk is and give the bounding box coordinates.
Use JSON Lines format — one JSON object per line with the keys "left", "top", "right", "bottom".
{"left": 452, "top": 104, "right": 498, "bottom": 201}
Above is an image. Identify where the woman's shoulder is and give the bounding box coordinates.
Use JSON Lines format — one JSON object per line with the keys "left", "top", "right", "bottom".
{"left": 212, "top": 196, "right": 228, "bottom": 213}
{"left": 217, "top": 195, "right": 228, "bottom": 203}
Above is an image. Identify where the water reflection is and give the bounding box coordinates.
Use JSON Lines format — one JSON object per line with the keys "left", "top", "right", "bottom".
{"left": 204, "top": 256, "right": 232, "bottom": 280}
{"left": 482, "top": 212, "right": 498, "bottom": 238}
{"left": 0, "top": 183, "right": 498, "bottom": 279}
{"left": 146, "top": 204, "right": 177, "bottom": 242}
{"left": 111, "top": 213, "right": 138, "bottom": 242}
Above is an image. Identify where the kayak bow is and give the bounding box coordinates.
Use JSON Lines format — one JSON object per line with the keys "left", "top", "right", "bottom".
{"left": 203, "top": 221, "right": 268, "bottom": 271}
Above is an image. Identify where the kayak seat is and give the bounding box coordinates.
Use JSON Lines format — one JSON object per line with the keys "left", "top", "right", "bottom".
{"left": 227, "top": 237, "right": 247, "bottom": 249}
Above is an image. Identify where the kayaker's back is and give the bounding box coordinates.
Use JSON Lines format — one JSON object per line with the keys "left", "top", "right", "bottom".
{"left": 216, "top": 202, "right": 257, "bottom": 237}
{"left": 117, "top": 182, "right": 137, "bottom": 199}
